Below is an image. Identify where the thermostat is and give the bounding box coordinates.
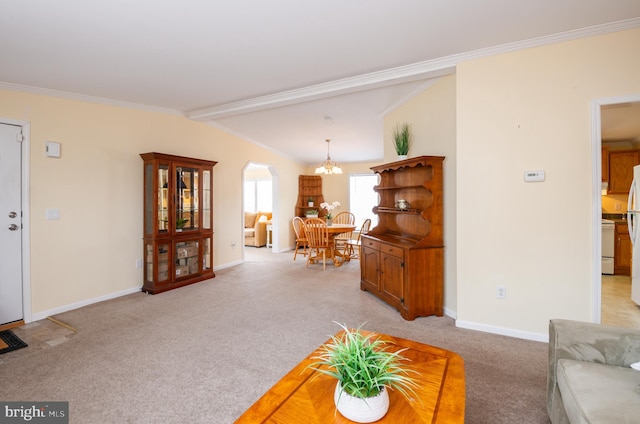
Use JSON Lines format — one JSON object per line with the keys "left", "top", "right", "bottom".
{"left": 524, "top": 170, "right": 545, "bottom": 182}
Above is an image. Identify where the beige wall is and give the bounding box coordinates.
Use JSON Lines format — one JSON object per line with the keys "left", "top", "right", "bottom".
{"left": 383, "top": 75, "right": 458, "bottom": 314}
{"left": 456, "top": 28, "right": 640, "bottom": 336}
{"left": 0, "top": 89, "right": 305, "bottom": 318}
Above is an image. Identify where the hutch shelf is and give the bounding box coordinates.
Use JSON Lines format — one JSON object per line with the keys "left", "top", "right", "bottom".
{"left": 140, "top": 152, "right": 217, "bottom": 294}
{"left": 360, "top": 156, "right": 445, "bottom": 320}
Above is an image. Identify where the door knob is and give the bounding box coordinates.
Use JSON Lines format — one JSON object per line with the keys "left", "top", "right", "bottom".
{"left": 8, "top": 211, "right": 17, "bottom": 218}
{"left": 8, "top": 224, "right": 19, "bottom": 231}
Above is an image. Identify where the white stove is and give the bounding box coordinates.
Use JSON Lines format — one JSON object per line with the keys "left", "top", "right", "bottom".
{"left": 602, "top": 219, "right": 615, "bottom": 275}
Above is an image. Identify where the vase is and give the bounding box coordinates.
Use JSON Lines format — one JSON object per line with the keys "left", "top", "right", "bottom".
{"left": 334, "top": 382, "right": 389, "bottom": 423}
{"left": 397, "top": 154, "right": 408, "bottom": 160}
{"left": 327, "top": 218, "right": 333, "bottom": 226}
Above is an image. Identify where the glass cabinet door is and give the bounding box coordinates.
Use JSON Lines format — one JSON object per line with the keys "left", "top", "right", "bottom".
{"left": 176, "top": 166, "right": 199, "bottom": 232}
{"left": 158, "top": 165, "right": 169, "bottom": 232}
{"left": 202, "top": 170, "right": 211, "bottom": 230}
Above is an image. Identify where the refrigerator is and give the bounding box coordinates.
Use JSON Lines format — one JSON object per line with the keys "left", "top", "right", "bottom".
{"left": 627, "top": 164, "right": 640, "bottom": 305}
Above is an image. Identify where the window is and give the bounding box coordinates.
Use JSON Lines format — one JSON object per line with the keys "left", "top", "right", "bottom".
{"left": 349, "top": 174, "right": 378, "bottom": 229}
{"left": 244, "top": 179, "right": 272, "bottom": 213}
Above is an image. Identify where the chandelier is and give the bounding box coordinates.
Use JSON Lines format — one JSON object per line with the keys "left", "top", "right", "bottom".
{"left": 315, "top": 139, "right": 343, "bottom": 174}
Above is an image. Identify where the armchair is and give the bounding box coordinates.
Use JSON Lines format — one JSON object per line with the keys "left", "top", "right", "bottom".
{"left": 547, "top": 319, "right": 640, "bottom": 423}
{"left": 244, "top": 211, "right": 272, "bottom": 247}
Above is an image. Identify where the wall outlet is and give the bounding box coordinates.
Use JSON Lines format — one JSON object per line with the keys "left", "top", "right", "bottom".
{"left": 496, "top": 285, "right": 506, "bottom": 299}
{"left": 135, "top": 259, "right": 142, "bottom": 269}
{"left": 230, "top": 241, "right": 236, "bottom": 248}
{"left": 615, "top": 203, "right": 621, "bottom": 211}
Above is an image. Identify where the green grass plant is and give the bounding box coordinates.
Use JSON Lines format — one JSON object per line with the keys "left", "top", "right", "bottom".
{"left": 308, "top": 322, "right": 419, "bottom": 400}
{"left": 392, "top": 123, "right": 411, "bottom": 156}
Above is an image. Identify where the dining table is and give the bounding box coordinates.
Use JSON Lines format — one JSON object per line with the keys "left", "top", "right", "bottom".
{"left": 322, "top": 223, "right": 356, "bottom": 266}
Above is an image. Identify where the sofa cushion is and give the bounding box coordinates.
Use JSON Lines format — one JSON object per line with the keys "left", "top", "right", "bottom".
{"left": 244, "top": 212, "right": 257, "bottom": 228}
{"left": 557, "top": 359, "right": 640, "bottom": 424}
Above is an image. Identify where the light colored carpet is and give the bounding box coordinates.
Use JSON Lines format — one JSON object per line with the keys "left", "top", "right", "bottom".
{"left": 0, "top": 249, "right": 550, "bottom": 423}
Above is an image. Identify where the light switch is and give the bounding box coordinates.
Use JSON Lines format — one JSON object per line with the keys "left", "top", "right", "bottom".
{"left": 46, "top": 208, "right": 60, "bottom": 220}
{"left": 45, "top": 141, "right": 61, "bottom": 158}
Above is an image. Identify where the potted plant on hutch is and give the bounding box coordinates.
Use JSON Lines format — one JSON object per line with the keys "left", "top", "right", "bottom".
{"left": 305, "top": 209, "right": 319, "bottom": 218}
{"left": 392, "top": 122, "right": 411, "bottom": 160}
{"left": 307, "top": 322, "right": 419, "bottom": 423}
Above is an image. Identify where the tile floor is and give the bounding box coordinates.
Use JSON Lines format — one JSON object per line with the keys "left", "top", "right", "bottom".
{"left": 0, "top": 317, "right": 76, "bottom": 364}
{"left": 601, "top": 274, "right": 640, "bottom": 328}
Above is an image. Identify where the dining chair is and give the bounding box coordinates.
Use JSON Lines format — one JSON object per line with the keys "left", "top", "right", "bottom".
{"left": 332, "top": 212, "right": 356, "bottom": 255}
{"left": 291, "top": 216, "right": 308, "bottom": 260}
{"left": 303, "top": 218, "right": 334, "bottom": 270}
{"left": 345, "top": 218, "right": 372, "bottom": 260}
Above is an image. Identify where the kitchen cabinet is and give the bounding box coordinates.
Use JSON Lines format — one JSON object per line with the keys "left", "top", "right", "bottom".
{"left": 608, "top": 150, "right": 640, "bottom": 194}
{"left": 615, "top": 222, "right": 631, "bottom": 275}
{"left": 360, "top": 156, "right": 444, "bottom": 320}
{"left": 140, "top": 152, "right": 217, "bottom": 294}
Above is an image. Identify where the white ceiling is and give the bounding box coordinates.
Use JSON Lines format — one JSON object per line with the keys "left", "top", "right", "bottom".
{"left": 2, "top": 1, "right": 640, "bottom": 164}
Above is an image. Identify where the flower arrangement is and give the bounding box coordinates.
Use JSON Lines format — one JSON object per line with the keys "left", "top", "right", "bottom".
{"left": 320, "top": 201, "right": 341, "bottom": 219}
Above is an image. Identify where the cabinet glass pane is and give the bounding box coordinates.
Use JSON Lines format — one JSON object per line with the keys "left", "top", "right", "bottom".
{"left": 158, "top": 165, "right": 169, "bottom": 232}
{"left": 145, "top": 164, "right": 153, "bottom": 235}
{"left": 175, "top": 240, "right": 199, "bottom": 278}
{"left": 203, "top": 237, "right": 212, "bottom": 271}
{"left": 203, "top": 170, "right": 211, "bottom": 229}
{"left": 146, "top": 243, "right": 169, "bottom": 283}
{"left": 176, "top": 166, "right": 198, "bottom": 232}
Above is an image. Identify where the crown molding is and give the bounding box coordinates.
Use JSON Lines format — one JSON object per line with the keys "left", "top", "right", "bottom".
{"left": 0, "top": 81, "right": 182, "bottom": 116}
{"left": 188, "top": 17, "right": 640, "bottom": 121}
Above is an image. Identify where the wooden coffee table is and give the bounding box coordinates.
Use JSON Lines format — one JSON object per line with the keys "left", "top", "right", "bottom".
{"left": 235, "top": 331, "right": 465, "bottom": 423}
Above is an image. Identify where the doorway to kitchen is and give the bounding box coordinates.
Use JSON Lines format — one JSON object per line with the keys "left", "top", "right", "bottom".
{"left": 595, "top": 95, "right": 640, "bottom": 328}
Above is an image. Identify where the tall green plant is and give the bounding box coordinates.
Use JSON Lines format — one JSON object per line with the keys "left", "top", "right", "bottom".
{"left": 392, "top": 123, "right": 411, "bottom": 155}
{"left": 307, "top": 322, "right": 419, "bottom": 400}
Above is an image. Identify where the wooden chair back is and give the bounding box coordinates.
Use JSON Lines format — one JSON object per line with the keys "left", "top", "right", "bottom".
{"left": 333, "top": 212, "right": 356, "bottom": 244}
{"left": 345, "top": 218, "right": 372, "bottom": 259}
{"left": 292, "top": 216, "right": 306, "bottom": 239}
{"left": 304, "top": 218, "right": 329, "bottom": 248}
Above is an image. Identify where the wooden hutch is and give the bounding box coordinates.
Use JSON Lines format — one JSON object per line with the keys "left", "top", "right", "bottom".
{"left": 360, "top": 156, "right": 445, "bottom": 320}
{"left": 140, "top": 152, "right": 217, "bottom": 294}
{"left": 295, "top": 175, "right": 326, "bottom": 218}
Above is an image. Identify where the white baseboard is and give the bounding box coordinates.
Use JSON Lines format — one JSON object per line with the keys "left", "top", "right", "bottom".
{"left": 455, "top": 319, "right": 549, "bottom": 343}
{"left": 443, "top": 307, "right": 457, "bottom": 319}
{"left": 215, "top": 260, "right": 243, "bottom": 270}
{"left": 30, "top": 286, "right": 142, "bottom": 322}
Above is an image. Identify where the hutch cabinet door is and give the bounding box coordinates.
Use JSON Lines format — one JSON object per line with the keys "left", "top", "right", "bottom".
{"left": 380, "top": 250, "right": 404, "bottom": 306}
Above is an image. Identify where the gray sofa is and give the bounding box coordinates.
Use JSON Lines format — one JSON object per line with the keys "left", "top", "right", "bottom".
{"left": 547, "top": 319, "right": 640, "bottom": 423}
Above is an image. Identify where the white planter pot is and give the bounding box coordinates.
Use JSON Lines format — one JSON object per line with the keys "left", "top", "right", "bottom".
{"left": 334, "top": 382, "right": 389, "bottom": 423}
{"left": 397, "top": 154, "right": 408, "bottom": 160}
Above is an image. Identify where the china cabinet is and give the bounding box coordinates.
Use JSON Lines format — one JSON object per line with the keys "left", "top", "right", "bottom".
{"left": 360, "top": 156, "right": 444, "bottom": 320}
{"left": 140, "top": 152, "right": 217, "bottom": 294}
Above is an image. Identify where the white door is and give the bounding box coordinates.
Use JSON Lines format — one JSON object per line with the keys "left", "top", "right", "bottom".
{"left": 0, "top": 123, "right": 23, "bottom": 324}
